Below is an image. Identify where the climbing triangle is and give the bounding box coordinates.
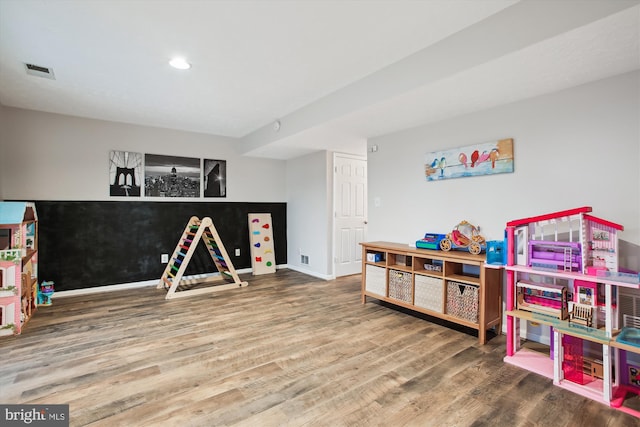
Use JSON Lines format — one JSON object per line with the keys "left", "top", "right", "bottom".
{"left": 158, "top": 216, "right": 248, "bottom": 299}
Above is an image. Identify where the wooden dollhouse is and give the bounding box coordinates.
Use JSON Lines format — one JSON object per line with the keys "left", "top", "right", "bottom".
{"left": 504, "top": 206, "right": 640, "bottom": 417}
{"left": 0, "top": 202, "right": 38, "bottom": 336}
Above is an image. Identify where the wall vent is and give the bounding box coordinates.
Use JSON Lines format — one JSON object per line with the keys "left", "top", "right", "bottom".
{"left": 301, "top": 255, "right": 309, "bottom": 265}
{"left": 24, "top": 63, "right": 55, "bottom": 80}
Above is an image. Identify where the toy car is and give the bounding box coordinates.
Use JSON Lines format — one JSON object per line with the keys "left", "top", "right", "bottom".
{"left": 440, "top": 220, "right": 486, "bottom": 255}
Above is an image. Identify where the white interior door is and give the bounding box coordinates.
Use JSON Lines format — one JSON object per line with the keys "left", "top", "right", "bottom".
{"left": 334, "top": 153, "right": 367, "bottom": 277}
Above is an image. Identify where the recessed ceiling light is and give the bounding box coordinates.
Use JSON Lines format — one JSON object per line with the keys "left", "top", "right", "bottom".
{"left": 169, "top": 57, "right": 191, "bottom": 70}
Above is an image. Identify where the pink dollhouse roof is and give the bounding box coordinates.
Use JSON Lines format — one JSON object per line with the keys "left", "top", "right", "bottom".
{"left": 0, "top": 202, "right": 37, "bottom": 224}
{"left": 583, "top": 214, "right": 623, "bottom": 231}
{"left": 506, "top": 206, "right": 592, "bottom": 227}
{"left": 506, "top": 206, "right": 624, "bottom": 232}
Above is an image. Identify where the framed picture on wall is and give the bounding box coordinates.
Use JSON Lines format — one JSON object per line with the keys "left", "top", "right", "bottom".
{"left": 203, "top": 159, "right": 227, "bottom": 198}
{"left": 109, "top": 151, "right": 143, "bottom": 196}
{"left": 425, "top": 138, "right": 514, "bottom": 181}
{"left": 144, "top": 154, "right": 200, "bottom": 197}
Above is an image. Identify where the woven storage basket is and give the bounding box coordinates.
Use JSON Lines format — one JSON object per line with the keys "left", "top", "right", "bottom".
{"left": 414, "top": 275, "right": 443, "bottom": 313}
{"left": 389, "top": 269, "right": 412, "bottom": 303}
{"left": 446, "top": 281, "right": 479, "bottom": 323}
{"left": 365, "top": 265, "right": 386, "bottom": 296}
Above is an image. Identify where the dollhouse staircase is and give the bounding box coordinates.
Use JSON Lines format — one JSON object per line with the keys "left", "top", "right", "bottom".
{"left": 157, "top": 216, "right": 248, "bottom": 299}
{"left": 563, "top": 247, "right": 572, "bottom": 272}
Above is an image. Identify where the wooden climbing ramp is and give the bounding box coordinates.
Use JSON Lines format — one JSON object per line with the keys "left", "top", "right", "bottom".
{"left": 158, "top": 216, "right": 248, "bottom": 299}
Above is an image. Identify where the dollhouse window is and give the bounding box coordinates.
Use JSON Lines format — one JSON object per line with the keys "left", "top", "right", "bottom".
{"left": 0, "top": 229, "right": 10, "bottom": 250}
{"left": 578, "top": 287, "right": 593, "bottom": 306}
{"left": 620, "top": 292, "right": 640, "bottom": 323}
{"left": 592, "top": 228, "right": 610, "bottom": 241}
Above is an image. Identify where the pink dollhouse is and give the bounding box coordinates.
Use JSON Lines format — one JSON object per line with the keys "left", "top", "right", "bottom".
{"left": 504, "top": 206, "right": 640, "bottom": 417}
{"left": 0, "top": 202, "right": 38, "bottom": 336}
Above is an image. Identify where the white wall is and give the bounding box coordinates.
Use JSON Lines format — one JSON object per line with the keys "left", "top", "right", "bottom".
{"left": 368, "top": 71, "right": 640, "bottom": 269}
{"left": 0, "top": 106, "right": 6, "bottom": 200}
{"left": 2, "top": 72, "right": 638, "bottom": 279}
{"left": 0, "top": 107, "right": 286, "bottom": 202}
{"left": 286, "top": 150, "right": 333, "bottom": 278}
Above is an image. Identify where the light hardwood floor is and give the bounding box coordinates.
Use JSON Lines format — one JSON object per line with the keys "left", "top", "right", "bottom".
{"left": 1, "top": 270, "right": 638, "bottom": 426}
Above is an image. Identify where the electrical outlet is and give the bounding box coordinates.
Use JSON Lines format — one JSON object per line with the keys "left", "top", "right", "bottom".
{"left": 161, "top": 254, "right": 169, "bottom": 264}
{"left": 235, "top": 248, "right": 240, "bottom": 256}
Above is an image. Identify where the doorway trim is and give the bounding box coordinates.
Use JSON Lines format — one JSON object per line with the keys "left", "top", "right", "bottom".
{"left": 332, "top": 152, "right": 368, "bottom": 278}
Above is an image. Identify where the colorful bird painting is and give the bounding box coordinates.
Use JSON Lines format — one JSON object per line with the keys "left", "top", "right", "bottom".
{"left": 425, "top": 138, "right": 513, "bottom": 181}
{"left": 458, "top": 152, "right": 468, "bottom": 168}
{"left": 477, "top": 150, "right": 490, "bottom": 164}
{"left": 489, "top": 148, "right": 499, "bottom": 168}
{"left": 470, "top": 150, "right": 479, "bottom": 167}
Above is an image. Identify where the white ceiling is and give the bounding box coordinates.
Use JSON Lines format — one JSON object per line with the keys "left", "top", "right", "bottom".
{"left": 1, "top": 0, "right": 638, "bottom": 160}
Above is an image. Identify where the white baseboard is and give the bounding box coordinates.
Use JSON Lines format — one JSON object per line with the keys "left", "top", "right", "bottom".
{"left": 525, "top": 332, "right": 551, "bottom": 346}
{"left": 521, "top": 327, "right": 551, "bottom": 346}
{"left": 52, "top": 279, "right": 157, "bottom": 298}
{"left": 52, "top": 264, "right": 333, "bottom": 298}
{"left": 285, "top": 264, "right": 334, "bottom": 280}
{"left": 53, "top": 267, "right": 255, "bottom": 298}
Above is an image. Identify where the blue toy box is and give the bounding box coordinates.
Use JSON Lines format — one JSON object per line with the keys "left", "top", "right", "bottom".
{"left": 366, "top": 253, "right": 383, "bottom": 263}
{"left": 486, "top": 239, "right": 507, "bottom": 265}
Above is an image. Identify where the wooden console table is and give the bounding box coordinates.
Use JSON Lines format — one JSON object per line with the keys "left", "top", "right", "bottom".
{"left": 361, "top": 241, "right": 502, "bottom": 345}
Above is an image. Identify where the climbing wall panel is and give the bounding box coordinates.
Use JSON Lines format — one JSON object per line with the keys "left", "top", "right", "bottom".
{"left": 248, "top": 213, "right": 276, "bottom": 275}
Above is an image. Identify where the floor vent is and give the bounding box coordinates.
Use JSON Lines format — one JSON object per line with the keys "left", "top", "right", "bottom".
{"left": 24, "top": 63, "right": 56, "bottom": 79}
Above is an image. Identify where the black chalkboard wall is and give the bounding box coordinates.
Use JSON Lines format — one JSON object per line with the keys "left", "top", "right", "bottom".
{"left": 34, "top": 201, "right": 287, "bottom": 291}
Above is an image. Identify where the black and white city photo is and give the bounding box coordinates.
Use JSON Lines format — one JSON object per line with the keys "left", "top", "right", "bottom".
{"left": 144, "top": 154, "right": 200, "bottom": 198}
{"left": 204, "top": 159, "right": 227, "bottom": 198}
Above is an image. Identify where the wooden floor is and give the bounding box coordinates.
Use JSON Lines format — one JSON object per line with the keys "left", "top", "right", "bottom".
{"left": 1, "top": 270, "right": 638, "bottom": 427}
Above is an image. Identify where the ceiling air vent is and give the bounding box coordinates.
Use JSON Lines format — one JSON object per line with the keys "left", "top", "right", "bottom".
{"left": 24, "top": 63, "right": 55, "bottom": 80}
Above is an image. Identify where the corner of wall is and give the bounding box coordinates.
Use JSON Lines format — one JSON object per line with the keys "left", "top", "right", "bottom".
{"left": 0, "top": 104, "right": 6, "bottom": 199}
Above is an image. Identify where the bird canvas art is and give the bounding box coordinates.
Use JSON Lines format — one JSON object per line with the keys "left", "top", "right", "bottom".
{"left": 425, "top": 138, "right": 514, "bottom": 181}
